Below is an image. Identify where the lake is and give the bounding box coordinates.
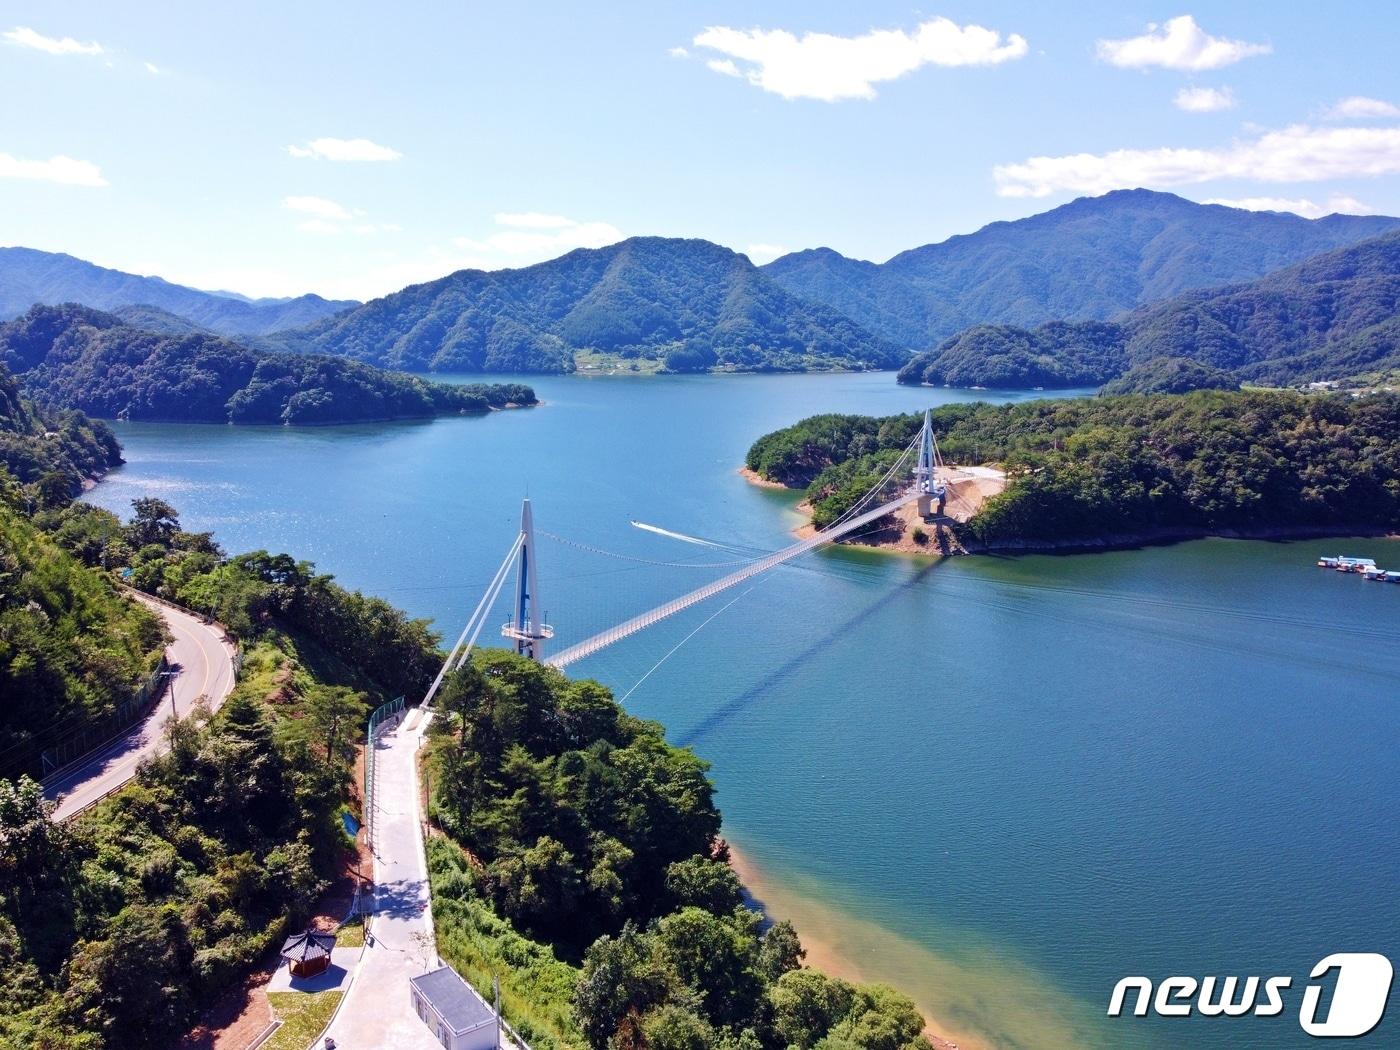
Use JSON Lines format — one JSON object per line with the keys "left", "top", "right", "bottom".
{"left": 85, "top": 372, "right": 1400, "bottom": 1049}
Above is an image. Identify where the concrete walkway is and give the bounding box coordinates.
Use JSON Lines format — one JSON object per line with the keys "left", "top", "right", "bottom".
{"left": 319, "top": 710, "right": 444, "bottom": 1050}
{"left": 46, "top": 592, "right": 238, "bottom": 821}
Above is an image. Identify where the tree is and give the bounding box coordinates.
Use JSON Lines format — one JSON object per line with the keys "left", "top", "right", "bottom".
{"left": 304, "top": 685, "right": 365, "bottom": 771}
{"left": 575, "top": 923, "right": 676, "bottom": 1049}
{"left": 664, "top": 856, "right": 744, "bottom": 915}
{"left": 0, "top": 776, "right": 65, "bottom": 915}
{"left": 757, "top": 919, "right": 805, "bottom": 982}
{"left": 653, "top": 906, "right": 763, "bottom": 1029}
{"left": 770, "top": 969, "right": 855, "bottom": 1049}
{"left": 639, "top": 1004, "right": 716, "bottom": 1050}
{"left": 126, "top": 497, "right": 180, "bottom": 548}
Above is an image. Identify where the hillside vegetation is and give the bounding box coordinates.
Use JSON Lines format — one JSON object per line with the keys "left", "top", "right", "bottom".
{"left": 270, "top": 237, "right": 905, "bottom": 374}
{"left": 1, "top": 488, "right": 448, "bottom": 1049}
{"left": 426, "top": 650, "right": 935, "bottom": 1050}
{"left": 0, "top": 304, "right": 535, "bottom": 424}
{"left": 747, "top": 392, "right": 1400, "bottom": 544}
{"left": 898, "top": 230, "right": 1400, "bottom": 390}
{"left": 0, "top": 246, "right": 355, "bottom": 336}
{"left": 765, "top": 189, "right": 1400, "bottom": 351}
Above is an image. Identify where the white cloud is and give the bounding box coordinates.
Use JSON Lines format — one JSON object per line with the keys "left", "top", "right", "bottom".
{"left": 994, "top": 123, "right": 1400, "bottom": 198}
{"left": 692, "top": 16, "right": 1028, "bottom": 102}
{"left": 745, "top": 243, "right": 789, "bottom": 264}
{"left": 284, "top": 195, "right": 398, "bottom": 235}
{"left": 1097, "top": 15, "right": 1269, "bottom": 71}
{"left": 1174, "top": 86, "right": 1235, "bottom": 112}
{"left": 144, "top": 61, "right": 160, "bottom": 74}
{"left": 1203, "top": 195, "right": 1375, "bottom": 219}
{"left": 1326, "top": 96, "right": 1400, "bottom": 120}
{"left": 3, "top": 26, "right": 103, "bottom": 56}
{"left": 668, "top": 46, "right": 689, "bottom": 59}
{"left": 452, "top": 214, "right": 624, "bottom": 261}
{"left": 286, "top": 137, "right": 402, "bottom": 162}
{"left": 283, "top": 195, "right": 351, "bottom": 220}
{"left": 0, "top": 153, "right": 106, "bottom": 186}
{"left": 495, "top": 212, "right": 575, "bottom": 229}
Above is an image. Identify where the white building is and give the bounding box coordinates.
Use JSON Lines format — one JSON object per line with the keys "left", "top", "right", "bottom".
{"left": 409, "top": 964, "right": 501, "bottom": 1050}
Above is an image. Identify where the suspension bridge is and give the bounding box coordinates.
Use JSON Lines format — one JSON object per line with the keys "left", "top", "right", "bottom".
{"left": 422, "top": 410, "right": 955, "bottom": 704}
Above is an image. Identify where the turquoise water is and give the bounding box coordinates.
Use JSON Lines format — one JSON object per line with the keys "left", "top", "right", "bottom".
{"left": 85, "top": 373, "right": 1399, "bottom": 1049}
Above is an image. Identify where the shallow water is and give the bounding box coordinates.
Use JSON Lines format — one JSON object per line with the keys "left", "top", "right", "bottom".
{"left": 86, "top": 372, "right": 1400, "bottom": 1049}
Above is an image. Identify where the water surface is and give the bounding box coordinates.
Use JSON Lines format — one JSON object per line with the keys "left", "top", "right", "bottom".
{"left": 86, "top": 372, "right": 1400, "bottom": 1049}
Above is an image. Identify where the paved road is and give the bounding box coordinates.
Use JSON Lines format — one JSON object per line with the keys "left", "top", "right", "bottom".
{"left": 44, "top": 592, "right": 238, "bottom": 821}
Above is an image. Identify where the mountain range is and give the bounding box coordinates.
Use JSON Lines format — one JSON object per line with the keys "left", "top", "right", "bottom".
{"left": 5, "top": 190, "right": 1400, "bottom": 384}
{"left": 0, "top": 247, "right": 357, "bottom": 336}
{"left": 266, "top": 236, "right": 904, "bottom": 373}
{"left": 763, "top": 190, "right": 1400, "bottom": 351}
{"left": 897, "top": 230, "right": 1400, "bottom": 390}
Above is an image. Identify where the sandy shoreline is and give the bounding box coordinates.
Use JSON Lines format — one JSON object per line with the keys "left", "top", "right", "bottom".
{"left": 728, "top": 843, "right": 984, "bottom": 1050}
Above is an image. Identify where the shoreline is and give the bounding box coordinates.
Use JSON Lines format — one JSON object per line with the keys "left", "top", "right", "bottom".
{"left": 729, "top": 843, "right": 983, "bottom": 1050}
{"left": 739, "top": 467, "right": 1400, "bottom": 555}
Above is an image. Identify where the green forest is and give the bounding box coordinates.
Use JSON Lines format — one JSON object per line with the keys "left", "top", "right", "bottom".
{"left": 748, "top": 391, "right": 1400, "bottom": 544}
{"left": 0, "top": 304, "right": 535, "bottom": 424}
{"left": 0, "top": 485, "right": 445, "bottom": 1048}
{"left": 271, "top": 237, "right": 905, "bottom": 375}
{"left": 897, "top": 230, "right": 1400, "bottom": 391}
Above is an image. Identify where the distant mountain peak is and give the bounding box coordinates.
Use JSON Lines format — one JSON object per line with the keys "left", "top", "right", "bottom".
{"left": 762, "top": 192, "right": 1400, "bottom": 350}
{"left": 0, "top": 247, "right": 358, "bottom": 337}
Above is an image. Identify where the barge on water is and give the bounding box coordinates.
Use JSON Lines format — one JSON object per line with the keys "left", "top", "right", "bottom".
{"left": 1317, "top": 555, "right": 1378, "bottom": 572}
{"left": 1361, "top": 567, "right": 1400, "bottom": 582}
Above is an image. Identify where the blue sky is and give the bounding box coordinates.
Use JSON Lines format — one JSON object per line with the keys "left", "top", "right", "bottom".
{"left": 3, "top": 2, "right": 1399, "bottom": 301}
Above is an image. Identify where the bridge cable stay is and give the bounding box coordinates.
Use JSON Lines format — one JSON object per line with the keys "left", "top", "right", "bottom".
{"left": 421, "top": 531, "right": 523, "bottom": 709}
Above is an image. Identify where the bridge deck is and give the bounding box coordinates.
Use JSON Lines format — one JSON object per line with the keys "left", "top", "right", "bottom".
{"left": 545, "top": 491, "right": 916, "bottom": 669}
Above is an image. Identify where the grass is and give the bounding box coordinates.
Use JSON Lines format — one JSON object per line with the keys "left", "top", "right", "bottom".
{"left": 265, "top": 990, "right": 343, "bottom": 1050}
{"left": 336, "top": 914, "right": 365, "bottom": 948}
{"left": 427, "top": 838, "right": 585, "bottom": 1050}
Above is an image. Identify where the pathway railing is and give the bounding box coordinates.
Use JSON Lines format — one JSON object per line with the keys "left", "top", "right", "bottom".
{"left": 364, "top": 696, "right": 405, "bottom": 850}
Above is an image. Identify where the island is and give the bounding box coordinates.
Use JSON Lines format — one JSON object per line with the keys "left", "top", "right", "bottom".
{"left": 745, "top": 390, "right": 1400, "bottom": 553}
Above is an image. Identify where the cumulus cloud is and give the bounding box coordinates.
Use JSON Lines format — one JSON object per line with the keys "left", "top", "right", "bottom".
{"left": 3, "top": 26, "right": 103, "bottom": 56}
{"left": 1097, "top": 15, "right": 1269, "bottom": 71}
{"left": 745, "top": 243, "right": 790, "bottom": 264}
{"left": 453, "top": 213, "right": 624, "bottom": 261}
{"left": 691, "top": 16, "right": 1028, "bottom": 101}
{"left": 1203, "top": 194, "right": 1375, "bottom": 219}
{"left": 994, "top": 123, "right": 1400, "bottom": 198}
{"left": 286, "top": 137, "right": 402, "bottom": 162}
{"left": 1326, "top": 96, "right": 1400, "bottom": 120}
{"left": 0, "top": 153, "right": 106, "bottom": 186}
{"left": 668, "top": 46, "right": 689, "bottom": 59}
{"left": 1174, "top": 86, "right": 1235, "bottom": 112}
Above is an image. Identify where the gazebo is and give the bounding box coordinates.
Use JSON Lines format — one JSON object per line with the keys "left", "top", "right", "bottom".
{"left": 280, "top": 929, "right": 337, "bottom": 978}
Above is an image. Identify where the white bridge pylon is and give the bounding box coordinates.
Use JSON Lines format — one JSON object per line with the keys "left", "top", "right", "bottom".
{"left": 423, "top": 411, "right": 940, "bottom": 702}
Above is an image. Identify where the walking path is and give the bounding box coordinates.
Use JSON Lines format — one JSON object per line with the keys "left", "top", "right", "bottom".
{"left": 319, "top": 710, "right": 445, "bottom": 1050}
{"left": 45, "top": 591, "right": 238, "bottom": 821}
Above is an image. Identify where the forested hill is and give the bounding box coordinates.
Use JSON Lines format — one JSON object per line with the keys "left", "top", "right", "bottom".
{"left": 0, "top": 304, "right": 536, "bottom": 425}
{"left": 0, "top": 358, "right": 121, "bottom": 495}
{"left": 267, "top": 236, "right": 906, "bottom": 374}
{"left": 0, "top": 246, "right": 357, "bottom": 336}
{"left": 763, "top": 190, "right": 1400, "bottom": 350}
{"left": 747, "top": 391, "right": 1400, "bottom": 546}
{"left": 897, "top": 230, "right": 1400, "bottom": 390}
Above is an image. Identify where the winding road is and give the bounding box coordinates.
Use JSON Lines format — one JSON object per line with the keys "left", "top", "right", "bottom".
{"left": 44, "top": 591, "right": 239, "bottom": 822}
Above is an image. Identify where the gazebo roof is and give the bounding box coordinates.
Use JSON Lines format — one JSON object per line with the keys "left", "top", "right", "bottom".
{"left": 280, "top": 929, "right": 337, "bottom": 963}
